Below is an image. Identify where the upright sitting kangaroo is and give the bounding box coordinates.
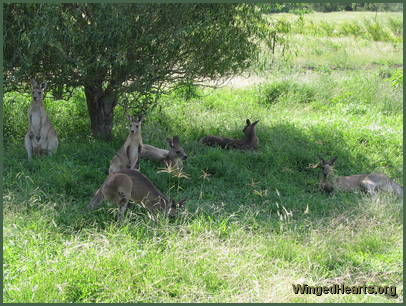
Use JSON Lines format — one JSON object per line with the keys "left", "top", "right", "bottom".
{"left": 201, "top": 119, "right": 259, "bottom": 150}
{"left": 24, "top": 79, "right": 58, "bottom": 160}
{"left": 88, "top": 169, "right": 186, "bottom": 220}
{"left": 140, "top": 136, "right": 187, "bottom": 169}
{"left": 109, "top": 115, "right": 143, "bottom": 174}
{"left": 318, "top": 156, "right": 403, "bottom": 198}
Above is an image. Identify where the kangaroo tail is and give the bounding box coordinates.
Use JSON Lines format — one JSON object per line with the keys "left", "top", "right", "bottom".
{"left": 390, "top": 182, "right": 403, "bottom": 199}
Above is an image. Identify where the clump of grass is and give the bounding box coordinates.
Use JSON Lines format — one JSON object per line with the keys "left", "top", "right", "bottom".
{"left": 259, "top": 80, "right": 316, "bottom": 105}
{"left": 362, "top": 18, "right": 393, "bottom": 42}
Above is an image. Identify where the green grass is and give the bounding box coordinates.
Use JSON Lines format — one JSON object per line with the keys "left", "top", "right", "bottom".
{"left": 3, "top": 11, "right": 403, "bottom": 303}
{"left": 258, "top": 12, "right": 403, "bottom": 72}
{"left": 275, "top": 11, "right": 403, "bottom": 42}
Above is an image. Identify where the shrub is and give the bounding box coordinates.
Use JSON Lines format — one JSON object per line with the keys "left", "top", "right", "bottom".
{"left": 339, "top": 21, "right": 364, "bottom": 37}
{"left": 362, "top": 19, "right": 393, "bottom": 42}
{"left": 260, "top": 80, "right": 316, "bottom": 105}
{"left": 389, "top": 69, "right": 403, "bottom": 89}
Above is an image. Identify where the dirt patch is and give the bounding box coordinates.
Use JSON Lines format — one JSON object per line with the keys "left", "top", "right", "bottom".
{"left": 203, "top": 75, "right": 268, "bottom": 89}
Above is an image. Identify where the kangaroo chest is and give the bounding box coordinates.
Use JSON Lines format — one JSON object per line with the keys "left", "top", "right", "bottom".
{"left": 29, "top": 104, "right": 45, "bottom": 136}
{"left": 124, "top": 139, "right": 140, "bottom": 161}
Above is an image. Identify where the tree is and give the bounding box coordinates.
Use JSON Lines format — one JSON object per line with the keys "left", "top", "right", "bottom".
{"left": 4, "top": 3, "right": 267, "bottom": 139}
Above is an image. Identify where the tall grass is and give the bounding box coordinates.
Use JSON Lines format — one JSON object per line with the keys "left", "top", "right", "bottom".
{"left": 256, "top": 12, "right": 402, "bottom": 74}
{"left": 281, "top": 12, "right": 403, "bottom": 42}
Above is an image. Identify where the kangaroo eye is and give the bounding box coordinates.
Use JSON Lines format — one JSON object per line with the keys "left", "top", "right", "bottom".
{"left": 176, "top": 151, "right": 181, "bottom": 154}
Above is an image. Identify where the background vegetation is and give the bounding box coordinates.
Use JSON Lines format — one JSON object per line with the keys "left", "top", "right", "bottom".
{"left": 4, "top": 3, "right": 266, "bottom": 139}
{"left": 3, "top": 7, "right": 403, "bottom": 303}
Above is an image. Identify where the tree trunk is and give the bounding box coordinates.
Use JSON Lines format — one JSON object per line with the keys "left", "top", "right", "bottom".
{"left": 84, "top": 84, "right": 116, "bottom": 140}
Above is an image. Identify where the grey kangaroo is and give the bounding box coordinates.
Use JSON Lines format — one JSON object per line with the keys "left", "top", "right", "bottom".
{"left": 109, "top": 115, "right": 143, "bottom": 174}
{"left": 318, "top": 155, "right": 403, "bottom": 198}
{"left": 24, "top": 79, "right": 58, "bottom": 160}
{"left": 88, "top": 169, "right": 186, "bottom": 220}
{"left": 201, "top": 119, "right": 259, "bottom": 150}
{"left": 140, "top": 136, "right": 187, "bottom": 169}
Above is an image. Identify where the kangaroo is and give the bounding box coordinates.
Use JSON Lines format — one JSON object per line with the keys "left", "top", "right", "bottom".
{"left": 88, "top": 169, "right": 186, "bottom": 220}
{"left": 109, "top": 115, "right": 143, "bottom": 174}
{"left": 140, "top": 136, "right": 187, "bottom": 169}
{"left": 200, "top": 119, "right": 259, "bottom": 150}
{"left": 24, "top": 79, "right": 59, "bottom": 160}
{"left": 318, "top": 155, "right": 403, "bottom": 198}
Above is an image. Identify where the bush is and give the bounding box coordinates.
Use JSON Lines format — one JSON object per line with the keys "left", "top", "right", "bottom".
{"left": 389, "top": 69, "right": 403, "bottom": 89}
{"left": 339, "top": 21, "right": 363, "bottom": 37}
{"left": 260, "top": 80, "right": 316, "bottom": 105}
{"left": 362, "top": 19, "right": 393, "bottom": 42}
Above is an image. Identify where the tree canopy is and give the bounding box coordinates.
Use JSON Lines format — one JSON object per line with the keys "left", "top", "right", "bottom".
{"left": 4, "top": 3, "right": 267, "bottom": 139}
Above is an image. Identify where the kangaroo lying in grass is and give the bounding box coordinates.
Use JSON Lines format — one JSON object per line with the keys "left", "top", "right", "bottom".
{"left": 24, "top": 79, "right": 58, "bottom": 160}
{"left": 109, "top": 115, "right": 143, "bottom": 174}
{"left": 88, "top": 169, "right": 186, "bottom": 220}
{"left": 140, "top": 136, "right": 187, "bottom": 169}
{"left": 318, "top": 155, "right": 403, "bottom": 198}
{"left": 201, "top": 119, "right": 259, "bottom": 150}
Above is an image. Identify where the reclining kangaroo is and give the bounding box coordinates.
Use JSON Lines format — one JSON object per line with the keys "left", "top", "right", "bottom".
{"left": 88, "top": 169, "right": 186, "bottom": 220}
{"left": 109, "top": 115, "right": 143, "bottom": 174}
{"left": 24, "top": 79, "right": 58, "bottom": 160}
{"left": 201, "top": 119, "right": 259, "bottom": 150}
{"left": 318, "top": 155, "right": 403, "bottom": 198}
{"left": 140, "top": 136, "right": 187, "bottom": 169}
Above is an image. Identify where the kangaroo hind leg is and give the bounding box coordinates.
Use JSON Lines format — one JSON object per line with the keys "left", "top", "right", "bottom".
{"left": 24, "top": 133, "right": 33, "bottom": 161}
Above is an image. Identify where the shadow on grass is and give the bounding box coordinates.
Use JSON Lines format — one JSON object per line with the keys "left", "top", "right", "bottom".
{"left": 3, "top": 121, "right": 396, "bottom": 235}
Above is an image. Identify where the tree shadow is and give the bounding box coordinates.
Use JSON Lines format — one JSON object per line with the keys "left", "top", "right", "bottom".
{"left": 4, "top": 120, "right": 401, "bottom": 234}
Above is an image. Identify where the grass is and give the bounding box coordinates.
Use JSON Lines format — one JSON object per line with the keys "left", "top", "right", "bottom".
{"left": 258, "top": 11, "right": 403, "bottom": 72}
{"left": 3, "top": 11, "right": 403, "bottom": 303}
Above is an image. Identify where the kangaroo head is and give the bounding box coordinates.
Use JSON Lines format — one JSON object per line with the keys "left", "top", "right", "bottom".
{"left": 31, "top": 79, "right": 47, "bottom": 102}
{"left": 166, "top": 136, "right": 187, "bottom": 161}
{"left": 128, "top": 114, "right": 142, "bottom": 135}
{"left": 167, "top": 198, "right": 186, "bottom": 217}
{"left": 318, "top": 155, "right": 338, "bottom": 178}
{"left": 242, "top": 119, "right": 259, "bottom": 139}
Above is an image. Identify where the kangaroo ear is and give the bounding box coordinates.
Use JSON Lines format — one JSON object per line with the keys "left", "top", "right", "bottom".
{"left": 127, "top": 114, "right": 133, "bottom": 122}
{"left": 330, "top": 156, "right": 338, "bottom": 165}
{"left": 137, "top": 114, "right": 144, "bottom": 122}
{"left": 318, "top": 155, "right": 326, "bottom": 165}
{"left": 252, "top": 120, "right": 259, "bottom": 126}
{"left": 246, "top": 119, "right": 251, "bottom": 125}
{"left": 40, "top": 82, "right": 47, "bottom": 90}
{"left": 178, "top": 198, "right": 187, "bottom": 207}
{"left": 166, "top": 138, "right": 174, "bottom": 148}
{"left": 31, "top": 79, "right": 38, "bottom": 87}
{"left": 172, "top": 136, "right": 180, "bottom": 146}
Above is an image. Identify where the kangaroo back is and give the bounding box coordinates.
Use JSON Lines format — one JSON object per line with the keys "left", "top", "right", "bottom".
{"left": 201, "top": 119, "right": 259, "bottom": 150}
{"left": 88, "top": 169, "right": 185, "bottom": 220}
{"left": 318, "top": 155, "right": 403, "bottom": 199}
